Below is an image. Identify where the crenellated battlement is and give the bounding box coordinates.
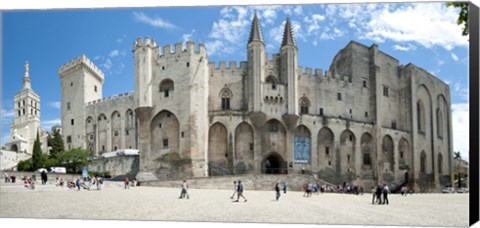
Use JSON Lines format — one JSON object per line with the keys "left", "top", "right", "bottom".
{"left": 208, "top": 61, "right": 247, "bottom": 77}
{"left": 86, "top": 91, "right": 135, "bottom": 107}
{"left": 59, "top": 54, "right": 104, "bottom": 80}
{"left": 134, "top": 36, "right": 206, "bottom": 58}
{"left": 133, "top": 36, "right": 158, "bottom": 49}
{"left": 297, "top": 66, "right": 324, "bottom": 77}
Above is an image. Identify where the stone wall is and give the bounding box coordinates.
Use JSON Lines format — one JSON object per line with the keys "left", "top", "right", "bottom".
{"left": 88, "top": 155, "right": 139, "bottom": 180}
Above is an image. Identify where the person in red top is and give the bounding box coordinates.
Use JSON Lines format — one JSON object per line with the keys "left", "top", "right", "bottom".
{"left": 124, "top": 177, "right": 130, "bottom": 190}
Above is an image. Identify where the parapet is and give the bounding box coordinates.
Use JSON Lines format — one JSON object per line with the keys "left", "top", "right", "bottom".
{"left": 160, "top": 41, "right": 206, "bottom": 57}
{"left": 86, "top": 91, "right": 135, "bottom": 107}
{"left": 59, "top": 54, "right": 104, "bottom": 80}
{"left": 297, "top": 66, "right": 324, "bottom": 77}
{"left": 133, "top": 36, "right": 158, "bottom": 49}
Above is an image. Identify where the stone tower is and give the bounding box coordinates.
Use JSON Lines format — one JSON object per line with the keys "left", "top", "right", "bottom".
{"left": 59, "top": 55, "right": 104, "bottom": 151}
{"left": 134, "top": 36, "right": 210, "bottom": 180}
{"left": 247, "top": 11, "right": 265, "bottom": 113}
{"left": 6, "top": 61, "right": 46, "bottom": 154}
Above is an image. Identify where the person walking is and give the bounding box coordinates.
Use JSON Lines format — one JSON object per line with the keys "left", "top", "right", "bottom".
{"left": 41, "top": 170, "right": 48, "bottom": 185}
{"left": 230, "top": 181, "right": 238, "bottom": 199}
{"left": 275, "top": 182, "right": 281, "bottom": 201}
{"left": 124, "top": 177, "right": 130, "bottom": 189}
{"left": 235, "top": 180, "right": 247, "bottom": 202}
{"left": 382, "top": 184, "right": 389, "bottom": 205}
{"left": 4, "top": 172, "right": 9, "bottom": 183}
{"left": 178, "top": 180, "right": 189, "bottom": 199}
{"left": 375, "top": 184, "right": 382, "bottom": 204}
{"left": 371, "top": 186, "right": 376, "bottom": 204}
{"left": 283, "top": 182, "right": 288, "bottom": 194}
{"left": 76, "top": 178, "right": 81, "bottom": 191}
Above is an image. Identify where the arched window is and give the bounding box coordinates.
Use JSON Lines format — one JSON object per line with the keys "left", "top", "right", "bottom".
{"left": 420, "top": 151, "right": 426, "bottom": 173}
{"left": 417, "top": 100, "right": 425, "bottom": 132}
{"left": 160, "top": 79, "right": 174, "bottom": 97}
{"left": 436, "top": 108, "right": 443, "bottom": 138}
{"left": 266, "top": 76, "right": 278, "bottom": 90}
{"left": 299, "top": 97, "right": 310, "bottom": 114}
{"left": 220, "top": 88, "right": 232, "bottom": 110}
{"left": 438, "top": 153, "right": 443, "bottom": 174}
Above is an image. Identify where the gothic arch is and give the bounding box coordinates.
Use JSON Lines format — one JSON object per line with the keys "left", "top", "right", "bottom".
{"left": 159, "top": 79, "right": 174, "bottom": 97}
{"left": 339, "top": 129, "right": 356, "bottom": 173}
{"left": 110, "top": 111, "right": 121, "bottom": 151}
{"left": 219, "top": 87, "right": 233, "bottom": 110}
{"left": 437, "top": 152, "right": 443, "bottom": 174}
{"left": 234, "top": 122, "right": 254, "bottom": 174}
{"left": 299, "top": 97, "right": 311, "bottom": 114}
{"left": 266, "top": 75, "right": 278, "bottom": 90}
{"left": 360, "top": 133, "right": 373, "bottom": 169}
{"left": 262, "top": 119, "right": 287, "bottom": 162}
{"left": 294, "top": 125, "right": 311, "bottom": 162}
{"left": 382, "top": 134, "right": 395, "bottom": 172}
{"left": 85, "top": 116, "right": 95, "bottom": 155}
{"left": 125, "top": 109, "right": 136, "bottom": 149}
{"left": 150, "top": 110, "right": 180, "bottom": 159}
{"left": 97, "top": 113, "right": 107, "bottom": 154}
{"left": 10, "top": 144, "right": 18, "bottom": 152}
{"left": 208, "top": 122, "right": 229, "bottom": 171}
{"left": 420, "top": 150, "right": 427, "bottom": 173}
{"left": 398, "top": 137, "right": 411, "bottom": 171}
{"left": 262, "top": 152, "right": 286, "bottom": 174}
{"left": 417, "top": 99, "right": 426, "bottom": 132}
{"left": 317, "top": 127, "right": 335, "bottom": 168}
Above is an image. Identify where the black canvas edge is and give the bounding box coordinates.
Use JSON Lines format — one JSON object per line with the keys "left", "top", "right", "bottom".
{"left": 469, "top": 1, "right": 480, "bottom": 227}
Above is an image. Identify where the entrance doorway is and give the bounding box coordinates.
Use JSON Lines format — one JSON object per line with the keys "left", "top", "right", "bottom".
{"left": 262, "top": 152, "right": 287, "bottom": 174}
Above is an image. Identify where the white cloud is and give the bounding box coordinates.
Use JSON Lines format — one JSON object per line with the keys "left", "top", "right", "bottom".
{"left": 133, "top": 12, "right": 176, "bottom": 29}
{"left": 361, "top": 4, "right": 468, "bottom": 50}
{"left": 451, "top": 103, "right": 469, "bottom": 161}
{"left": 451, "top": 53, "right": 459, "bottom": 61}
{"left": 393, "top": 44, "right": 416, "bottom": 52}
{"left": 116, "top": 34, "right": 127, "bottom": 43}
{"left": 41, "top": 119, "right": 61, "bottom": 131}
{"left": 49, "top": 101, "right": 61, "bottom": 109}
{"left": 182, "top": 29, "right": 196, "bottom": 45}
{"left": 102, "top": 59, "right": 112, "bottom": 71}
{"left": 1, "top": 108, "right": 15, "bottom": 118}
{"left": 109, "top": 50, "right": 126, "bottom": 58}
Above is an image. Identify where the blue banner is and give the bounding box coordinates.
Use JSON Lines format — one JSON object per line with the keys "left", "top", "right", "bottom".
{"left": 294, "top": 137, "right": 311, "bottom": 163}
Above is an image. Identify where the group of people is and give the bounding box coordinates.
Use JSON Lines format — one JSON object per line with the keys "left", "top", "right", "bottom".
{"left": 371, "top": 184, "right": 390, "bottom": 205}
{"left": 230, "top": 180, "right": 247, "bottom": 202}
{"left": 23, "top": 176, "right": 36, "bottom": 189}
{"left": 274, "top": 181, "right": 287, "bottom": 200}
{"left": 3, "top": 172, "right": 17, "bottom": 183}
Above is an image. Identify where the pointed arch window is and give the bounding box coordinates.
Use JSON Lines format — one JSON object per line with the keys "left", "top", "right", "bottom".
{"left": 266, "top": 76, "right": 278, "bottom": 90}
{"left": 299, "top": 97, "right": 310, "bottom": 114}
{"left": 417, "top": 100, "right": 425, "bottom": 133}
{"left": 436, "top": 108, "right": 443, "bottom": 138}
{"left": 220, "top": 87, "right": 232, "bottom": 110}
{"left": 159, "top": 79, "right": 174, "bottom": 98}
{"left": 420, "top": 151, "right": 426, "bottom": 173}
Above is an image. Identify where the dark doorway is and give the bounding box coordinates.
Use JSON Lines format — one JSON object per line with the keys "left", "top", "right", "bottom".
{"left": 10, "top": 144, "right": 18, "bottom": 152}
{"left": 262, "top": 153, "right": 287, "bottom": 174}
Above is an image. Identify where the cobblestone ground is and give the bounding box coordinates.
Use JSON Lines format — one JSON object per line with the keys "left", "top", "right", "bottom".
{"left": 0, "top": 181, "right": 469, "bottom": 227}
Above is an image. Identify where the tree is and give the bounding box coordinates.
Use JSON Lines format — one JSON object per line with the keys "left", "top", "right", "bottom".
{"left": 48, "top": 129, "right": 65, "bottom": 158}
{"left": 453, "top": 151, "right": 462, "bottom": 160}
{"left": 17, "top": 159, "right": 33, "bottom": 171}
{"left": 31, "top": 132, "right": 43, "bottom": 170}
{"left": 446, "top": 2, "right": 469, "bottom": 36}
{"left": 56, "top": 148, "right": 90, "bottom": 173}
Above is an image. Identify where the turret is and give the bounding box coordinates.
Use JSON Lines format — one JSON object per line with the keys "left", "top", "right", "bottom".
{"left": 280, "top": 16, "right": 298, "bottom": 114}
{"left": 134, "top": 36, "right": 158, "bottom": 108}
{"left": 247, "top": 11, "right": 266, "bottom": 112}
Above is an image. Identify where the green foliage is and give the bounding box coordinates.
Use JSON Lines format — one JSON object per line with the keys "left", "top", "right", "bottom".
{"left": 446, "top": 2, "right": 469, "bottom": 36}
{"left": 17, "top": 159, "right": 33, "bottom": 171}
{"left": 48, "top": 129, "right": 65, "bottom": 159}
{"left": 56, "top": 148, "right": 91, "bottom": 173}
{"left": 31, "top": 132, "right": 43, "bottom": 170}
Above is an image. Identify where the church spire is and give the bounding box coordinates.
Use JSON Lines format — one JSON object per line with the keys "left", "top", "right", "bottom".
{"left": 23, "top": 61, "right": 31, "bottom": 89}
{"left": 248, "top": 11, "right": 264, "bottom": 45}
{"left": 281, "top": 15, "right": 296, "bottom": 47}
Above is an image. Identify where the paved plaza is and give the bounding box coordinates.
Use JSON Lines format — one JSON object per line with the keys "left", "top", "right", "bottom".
{"left": 0, "top": 181, "right": 469, "bottom": 227}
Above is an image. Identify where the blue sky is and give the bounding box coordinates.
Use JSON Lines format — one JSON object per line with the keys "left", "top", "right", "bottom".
{"left": 1, "top": 3, "right": 470, "bottom": 160}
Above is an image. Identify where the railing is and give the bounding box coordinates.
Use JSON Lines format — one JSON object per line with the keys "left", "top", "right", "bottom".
{"left": 208, "top": 162, "right": 230, "bottom": 176}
